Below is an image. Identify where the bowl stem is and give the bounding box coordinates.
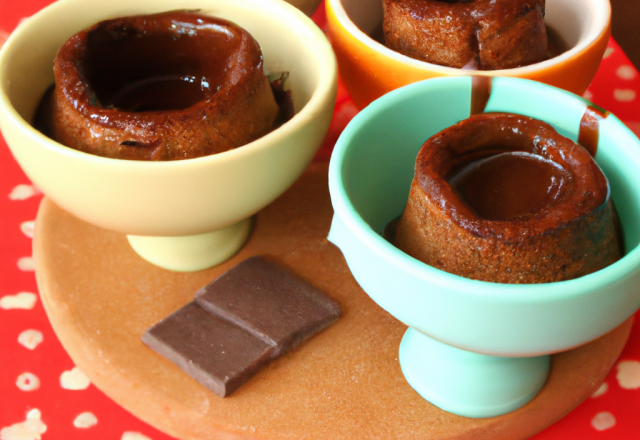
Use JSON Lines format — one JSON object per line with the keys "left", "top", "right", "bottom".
{"left": 127, "top": 218, "right": 253, "bottom": 272}
{"left": 399, "top": 327, "right": 550, "bottom": 418}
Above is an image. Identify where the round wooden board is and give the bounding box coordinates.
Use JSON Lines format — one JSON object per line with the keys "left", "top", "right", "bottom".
{"left": 34, "top": 162, "right": 632, "bottom": 440}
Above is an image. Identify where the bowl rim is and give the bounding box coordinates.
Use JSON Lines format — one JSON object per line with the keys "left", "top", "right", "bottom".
{"left": 328, "top": 76, "right": 640, "bottom": 302}
{"left": 327, "top": 0, "right": 611, "bottom": 75}
{"left": 0, "top": 0, "right": 337, "bottom": 170}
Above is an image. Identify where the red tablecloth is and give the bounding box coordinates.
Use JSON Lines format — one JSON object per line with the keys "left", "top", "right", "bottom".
{"left": 2, "top": 1, "right": 640, "bottom": 439}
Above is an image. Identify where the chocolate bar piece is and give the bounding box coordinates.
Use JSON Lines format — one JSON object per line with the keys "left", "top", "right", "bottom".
{"left": 143, "top": 256, "right": 340, "bottom": 397}
{"left": 195, "top": 256, "right": 342, "bottom": 357}
{"left": 142, "top": 301, "right": 273, "bottom": 397}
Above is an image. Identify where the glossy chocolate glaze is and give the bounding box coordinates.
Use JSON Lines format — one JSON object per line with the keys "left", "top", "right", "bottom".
{"left": 471, "top": 76, "right": 492, "bottom": 115}
{"left": 449, "top": 152, "right": 567, "bottom": 221}
{"left": 415, "top": 113, "right": 609, "bottom": 242}
{"left": 579, "top": 105, "right": 609, "bottom": 157}
{"left": 60, "top": 11, "right": 246, "bottom": 116}
{"left": 45, "top": 11, "right": 281, "bottom": 160}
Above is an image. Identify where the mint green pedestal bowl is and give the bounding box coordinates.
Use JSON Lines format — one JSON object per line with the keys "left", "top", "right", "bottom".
{"left": 328, "top": 76, "right": 640, "bottom": 418}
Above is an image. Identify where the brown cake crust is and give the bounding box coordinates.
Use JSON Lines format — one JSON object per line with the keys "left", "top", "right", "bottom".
{"left": 49, "top": 11, "right": 279, "bottom": 160}
{"left": 394, "top": 113, "right": 622, "bottom": 283}
{"left": 382, "top": 0, "right": 548, "bottom": 70}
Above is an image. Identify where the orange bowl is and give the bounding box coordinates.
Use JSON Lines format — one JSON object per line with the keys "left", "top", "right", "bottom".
{"left": 326, "top": 0, "right": 611, "bottom": 109}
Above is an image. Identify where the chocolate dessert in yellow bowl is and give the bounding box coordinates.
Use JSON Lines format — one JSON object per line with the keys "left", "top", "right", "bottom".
{"left": 328, "top": 76, "right": 640, "bottom": 417}
{"left": 0, "top": 0, "right": 337, "bottom": 271}
{"left": 326, "top": 0, "right": 610, "bottom": 108}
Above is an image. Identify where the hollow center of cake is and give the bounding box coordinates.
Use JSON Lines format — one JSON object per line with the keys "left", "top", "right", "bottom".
{"left": 101, "top": 74, "right": 208, "bottom": 112}
{"left": 82, "top": 17, "right": 240, "bottom": 112}
{"left": 448, "top": 152, "right": 566, "bottom": 221}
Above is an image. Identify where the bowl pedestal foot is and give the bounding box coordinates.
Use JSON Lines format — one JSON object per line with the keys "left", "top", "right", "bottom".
{"left": 399, "top": 327, "right": 550, "bottom": 418}
{"left": 126, "top": 218, "right": 253, "bottom": 272}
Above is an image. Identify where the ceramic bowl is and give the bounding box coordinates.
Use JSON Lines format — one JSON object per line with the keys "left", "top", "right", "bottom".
{"left": 0, "top": 0, "right": 337, "bottom": 272}
{"left": 328, "top": 76, "right": 640, "bottom": 417}
{"left": 326, "top": 0, "right": 611, "bottom": 108}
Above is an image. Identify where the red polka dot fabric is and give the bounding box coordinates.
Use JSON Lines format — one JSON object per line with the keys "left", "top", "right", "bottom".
{"left": 2, "top": 1, "right": 640, "bottom": 439}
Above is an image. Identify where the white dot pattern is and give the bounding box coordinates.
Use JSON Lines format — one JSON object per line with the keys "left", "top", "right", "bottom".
{"left": 17, "top": 257, "right": 35, "bottom": 272}
{"left": 18, "top": 329, "right": 43, "bottom": 350}
{"left": 616, "top": 360, "right": 640, "bottom": 389}
{"left": 617, "top": 65, "right": 637, "bottom": 80}
{"left": 0, "top": 28, "right": 8, "bottom": 49}
{"left": 591, "top": 382, "right": 608, "bottom": 398}
{"left": 73, "top": 412, "right": 98, "bottom": 429}
{"left": 591, "top": 411, "right": 616, "bottom": 431}
{"left": 0, "top": 292, "right": 37, "bottom": 310}
{"left": 15, "top": 372, "right": 40, "bottom": 392}
{"left": 8, "top": 184, "right": 40, "bottom": 201}
{"left": 122, "top": 432, "right": 153, "bottom": 440}
{"left": 0, "top": 409, "right": 47, "bottom": 440}
{"left": 614, "top": 89, "right": 636, "bottom": 102}
{"left": 20, "top": 221, "right": 35, "bottom": 239}
{"left": 60, "top": 367, "right": 91, "bottom": 390}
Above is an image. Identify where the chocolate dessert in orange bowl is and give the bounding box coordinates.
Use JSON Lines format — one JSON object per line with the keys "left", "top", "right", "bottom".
{"left": 0, "top": 0, "right": 337, "bottom": 272}
{"left": 326, "top": 0, "right": 610, "bottom": 108}
{"left": 328, "top": 76, "right": 640, "bottom": 417}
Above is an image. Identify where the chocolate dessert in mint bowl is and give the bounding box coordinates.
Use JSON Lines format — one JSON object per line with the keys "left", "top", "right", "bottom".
{"left": 328, "top": 76, "right": 640, "bottom": 418}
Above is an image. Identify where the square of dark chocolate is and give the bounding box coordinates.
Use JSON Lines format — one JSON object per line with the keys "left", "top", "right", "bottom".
{"left": 142, "top": 301, "right": 273, "bottom": 397}
{"left": 143, "top": 256, "right": 340, "bottom": 398}
{"left": 195, "top": 256, "right": 341, "bottom": 356}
